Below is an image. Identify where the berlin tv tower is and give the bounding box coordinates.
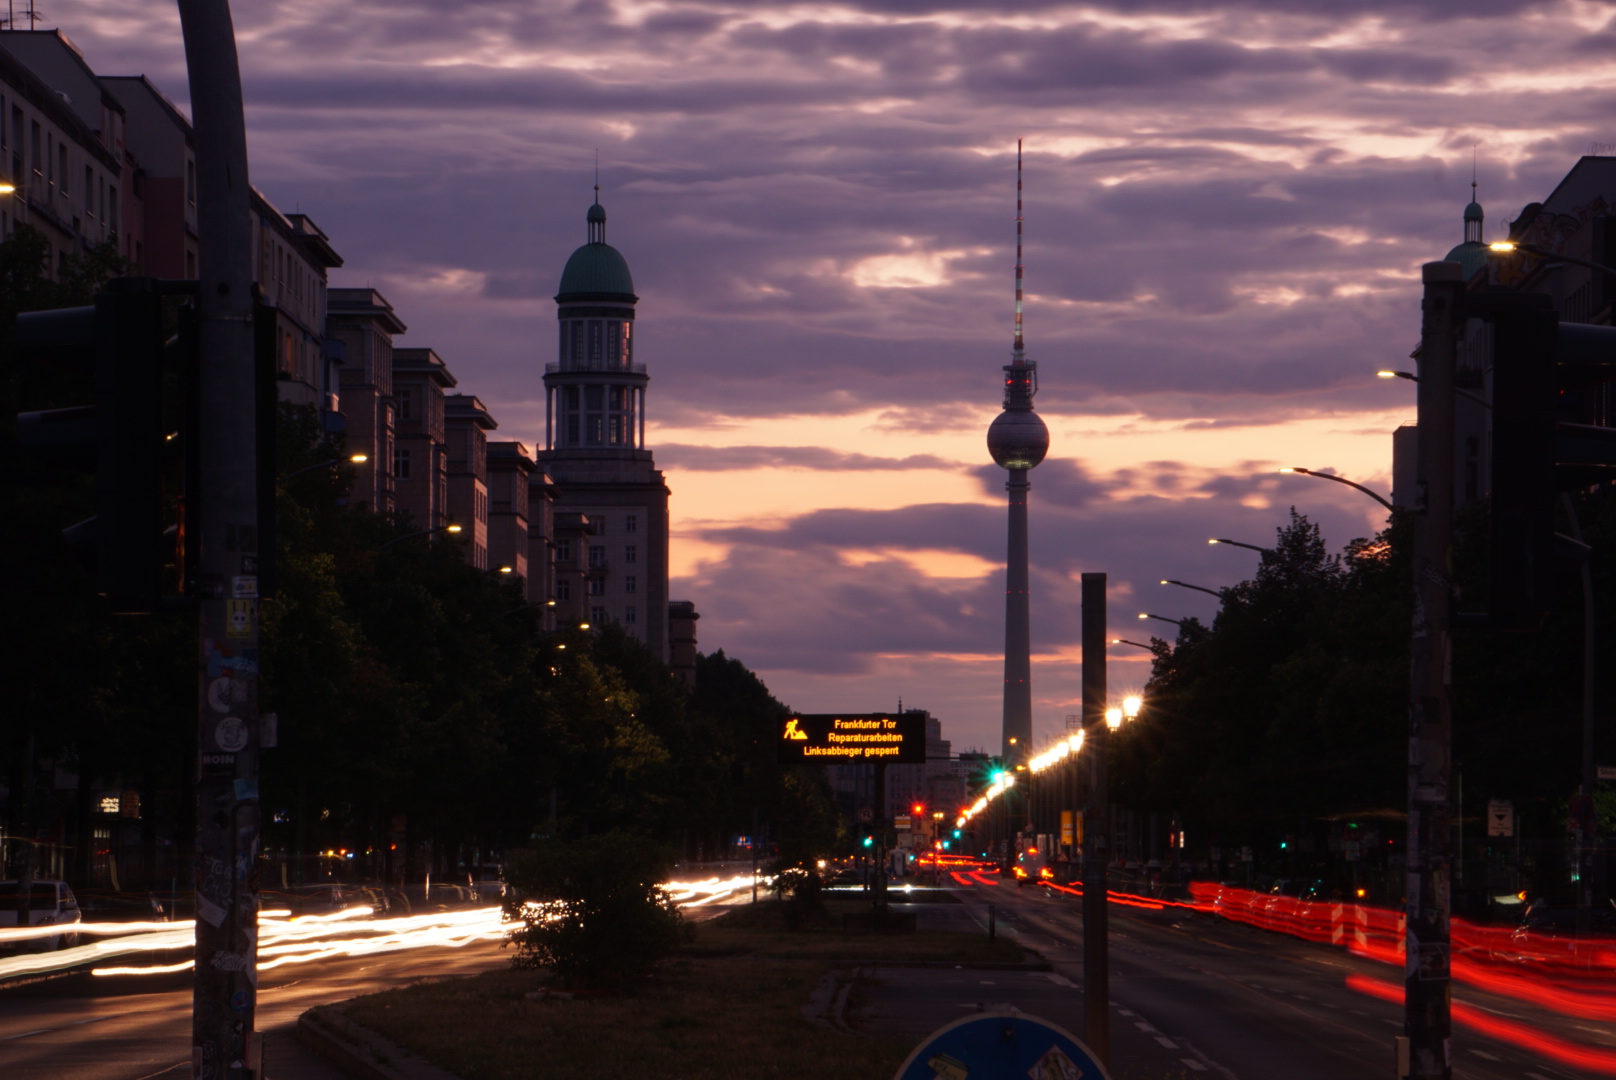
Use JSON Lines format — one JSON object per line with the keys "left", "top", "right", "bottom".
{"left": 986, "top": 139, "right": 1050, "bottom": 765}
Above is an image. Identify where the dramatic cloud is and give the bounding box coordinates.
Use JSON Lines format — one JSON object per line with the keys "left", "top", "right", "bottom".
{"left": 38, "top": 0, "right": 1613, "bottom": 750}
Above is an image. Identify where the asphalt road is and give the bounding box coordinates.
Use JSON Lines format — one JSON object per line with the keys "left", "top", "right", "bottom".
{"left": 0, "top": 940, "right": 509, "bottom": 1080}
{"left": 937, "top": 871, "right": 1610, "bottom": 1080}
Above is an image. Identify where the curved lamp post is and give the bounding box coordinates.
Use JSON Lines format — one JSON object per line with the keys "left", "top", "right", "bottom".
{"left": 379, "top": 522, "right": 462, "bottom": 551}
{"left": 282, "top": 453, "right": 367, "bottom": 482}
{"left": 1277, "top": 467, "right": 1394, "bottom": 512}
{"left": 1208, "top": 537, "right": 1269, "bottom": 555}
{"left": 1111, "top": 637, "right": 1156, "bottom": 652}
{"left": 1138, "top": 612, "right": 1183, "bottom": 628}
{"left": 1160, "top": 578, "right": 1222, "bottom": 599}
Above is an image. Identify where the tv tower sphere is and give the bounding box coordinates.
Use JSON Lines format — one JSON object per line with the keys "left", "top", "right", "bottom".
{"left": 988, "top": 408, "right": 1049, "bottom": 470}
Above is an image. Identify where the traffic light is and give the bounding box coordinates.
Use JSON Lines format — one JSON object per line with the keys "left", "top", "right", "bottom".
{"left": 17, "top": 278, "right": 173, "bottom": 611}
{"left": 1485, "top": 299, "right": 1616, "bottom": 628}
{"left": 861, "top": 835, "right": 874, "bottom": 849}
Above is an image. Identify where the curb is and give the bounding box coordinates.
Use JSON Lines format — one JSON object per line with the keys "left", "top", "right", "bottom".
{"left": 296, "top": 1004, "right": 465, "bottom": 1080}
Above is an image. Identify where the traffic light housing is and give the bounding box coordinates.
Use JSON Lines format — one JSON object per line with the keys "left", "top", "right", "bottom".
{"left": 17, "top": 279, "right": 171, "bottom": 611}
{"left": 1484, "top": 298, "right": 1616, "bottom": 628}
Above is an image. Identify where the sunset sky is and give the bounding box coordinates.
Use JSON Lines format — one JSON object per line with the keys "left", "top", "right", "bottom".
{"left": 45, "top": 0, "right": 1616, "bottom": 753}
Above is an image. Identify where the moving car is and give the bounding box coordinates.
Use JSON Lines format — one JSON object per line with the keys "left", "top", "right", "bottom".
{"left": 0, "top": 880, "right": 83, "bottom": 951}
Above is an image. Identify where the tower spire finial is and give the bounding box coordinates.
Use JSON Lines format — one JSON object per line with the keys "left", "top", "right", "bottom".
{"left": 595, "top": 148, "right": 600, "bottom": 202}
{"left": 1013, "top": 137, "right": 1024, "bottom": 362}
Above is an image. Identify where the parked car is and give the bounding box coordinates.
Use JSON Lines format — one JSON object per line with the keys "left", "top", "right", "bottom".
{"left": 0, "top": 880, "right": 83, "bottom": 951}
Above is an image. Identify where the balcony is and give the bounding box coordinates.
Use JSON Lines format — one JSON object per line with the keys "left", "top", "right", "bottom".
{"left": 545, "top": 362, "right": 647, "bottom": 375}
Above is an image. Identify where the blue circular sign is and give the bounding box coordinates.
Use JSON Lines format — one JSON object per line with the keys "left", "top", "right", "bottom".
{"left": 892, "top": 1011, "right": 1111, "bottom": 1080}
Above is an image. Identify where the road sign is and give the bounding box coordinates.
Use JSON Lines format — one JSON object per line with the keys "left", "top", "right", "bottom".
{"left": 1487, "top": 799, "right": 1514, "bottom": 838}
{"left": 1599, "top": 765, "right": 1616, "bottom": 781}
{"left": 778, "top": 712, "right": 928, "bottom": 764}
{"left": 892, "top": 1010, "right": 1112, "bottom": 1080}
{"left": 859, "top": 806, "right": 875, "bottom": 823}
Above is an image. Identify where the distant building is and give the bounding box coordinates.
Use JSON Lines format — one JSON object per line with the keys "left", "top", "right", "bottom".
{"left": 391, "top": 348, "right": 456, "bottom": 533}
{"left": 328, "top": 288, "right": 405, "bottom": 514}
{"left": 1394, "top": 159, "right": 1616, "bottom": 507}
{"left": 445, "top": 394, "right": 496, "bottom": 570}
{"left": 487, "top": 441, "right": 536, "bottom": 581}
{"left": 538, "top": 197, "right": 672, "bottom": 660}
{"left": 0, "top": 32, "right": 131, "bottom": 270}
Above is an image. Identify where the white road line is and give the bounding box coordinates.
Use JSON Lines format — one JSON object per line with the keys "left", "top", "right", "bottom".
{"left": 1155, "top": 1036, "right": 1178, "bottom": 1048}
{"left": 1469, "top": 1050, "right": 1501, "bottom": 1061}
{"left": 1182, "top": 1059, "right": 1208, "bottom": 1072}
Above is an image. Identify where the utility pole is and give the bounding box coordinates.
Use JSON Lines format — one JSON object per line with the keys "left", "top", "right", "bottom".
{"left": 1404, "top": 261, "right": 1460, "bottom": 1079}
{"left": 1081, "top": 572, "right": 1109, "bottom": 1066}
{"left": 177, "top": 2, "right": 262, "bottom": 1077}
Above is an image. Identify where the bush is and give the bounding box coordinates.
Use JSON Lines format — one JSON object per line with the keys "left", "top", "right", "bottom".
{"left": 770, "top": 861, "right": 827, "bottom": 930}
{"left": 502, "top": 831, "right": 690, "bottom": 990}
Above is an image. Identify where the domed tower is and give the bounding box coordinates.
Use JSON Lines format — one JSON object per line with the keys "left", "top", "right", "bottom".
{"left": 987, "top": 141, "right": 1050, "bottom": 765}
{"left": 1443, "top": 180, "right": 1489, "bottom": 282}
{"left": 541, "top": 193, "right": 672, "bottom": 661}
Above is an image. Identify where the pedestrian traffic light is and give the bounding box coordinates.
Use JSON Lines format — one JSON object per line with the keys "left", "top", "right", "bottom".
{"left": 16, "top": 278, "right": 173, "bottom": 611}
{"left": 862, "top": 835, "right": 873, "bottom": 848}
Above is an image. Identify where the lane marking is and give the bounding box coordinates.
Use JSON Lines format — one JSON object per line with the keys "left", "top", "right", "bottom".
{"left": 130, "top": 1063, "right": 188, "bottom": 1080}
{"left": 1181, "top": 1059, "right": 1208, "bottom": 1072}
{"left": 1469, "top": 1050, "right": 1502, "bottom": 1061}
{"left": 1155, "top": 1036, "right": 1178, "bottom": 1048}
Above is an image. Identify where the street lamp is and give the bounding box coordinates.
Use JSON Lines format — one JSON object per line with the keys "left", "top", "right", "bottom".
{"left": 1111, "top": 638, "right": 1157, "bottom": 651}
{"left": 1138, "top": 612, "right": 1183, "bottom": 628}
{"left": 378, "top": 521, "right": 462, "bottom": 550}
{"left": 1104, "top": 707, "right": 1123, "bottom": 730}
{"left": 1160, "top": 578, "right": 1222, "bottom": 599}
{"left": 0, "top": 182, "right": 15, "bottom": 196}
{"left": 282, "top": 453, "right": 368, "bottom": 482}
{"left": 1277, "top": 467, "right": 1393, "bottom": 512}
{"left": 1378, "top": 369, "right": 1490, "bottom": 410}
{"left": 1208, "top": 538, "right": 1269, "bottom": 554}
{"left": 1488, "top": 240, "right": 1616, "bottom": 281}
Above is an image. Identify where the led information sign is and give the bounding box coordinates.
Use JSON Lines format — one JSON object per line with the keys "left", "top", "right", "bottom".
{"left": 779, "top": 713, "right": 927, "bottom": 764}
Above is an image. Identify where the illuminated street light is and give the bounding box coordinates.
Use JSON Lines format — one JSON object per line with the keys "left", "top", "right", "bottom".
{"left": 497, "top": 566, "right": 514, "bottom": 574}
{"left": 1123, "top": 695, "right": 1143, "bottom": 719}
{"left": 1488, "top": 240, "right": 1616, "bottom": 281}
{"left": 1208, "top": 537, "right": 1269, "bottom": 554}
{"left": 1138, "top": 612, "right": 1183, "bottom": 627}
{"left": 1104, "top": 707, "right": 1123, "bottom": 730}
{"left": 1160, "top": 578, "right": 1222, "bottom": 599}
{"left": 379, "top": 521, "right": 463, "bottom": 550}
{"left": 1377, "top": 369, "right": 1490, "bottom": 410}
{"left": 281, "top": 453, "right": 369, "bottom": 482}
{"left": 1111, "top": 638, "right": 1157, "bottom": 651}
{"left": 0, "top": 182, "right": 15, "bottom": 196}
{"left": 1277, "top": 467, "right": 1393, "bottom": 512}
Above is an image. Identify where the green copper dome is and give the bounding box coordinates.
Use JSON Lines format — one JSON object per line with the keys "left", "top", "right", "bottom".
{"left": 557, "top": 201, "right": 636, "bottom": 300}
{"left": 557, "top": 243, "right": 635, "bottom": 299}
{"left": 1443, "top": 240, "right": 1488, "bottom": 281}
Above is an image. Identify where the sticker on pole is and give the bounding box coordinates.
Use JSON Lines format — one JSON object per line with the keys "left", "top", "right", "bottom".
{"left": 892, "top": 1010, "right": 1112, "bottom": 1080}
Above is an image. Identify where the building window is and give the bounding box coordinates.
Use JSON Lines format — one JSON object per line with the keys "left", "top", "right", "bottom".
{"left": 624, "top": 575, "right": 636, "bottom": 594}
{"left": 594, "top": 518, "right": 606, "bottom": 536}
{"left": 566, "top": 414, "right": 580, "bottom": 445}
{"left": 186, "top": 159, "right": 196, "bottom": 206}
{"left": 394, "top": 446, "right": 411, "bottom": 481}
{"left": 588, "top": 578, "right": 606, "bottom": 597}
{"left": 625, "top": 515, "right": 637, "bottom": 533}
{"left": 399, "top": 388, "right": 414, "bottom": 421}
{"left": 624, "top": 545, "right": 636, "bottom": 564}
{"left": 588, "top": 545, "right": 605, "bottom": 568}
{"left": 556, "top": 540, "right": 572, "bottom": 562}
{"left": 624, "top": 606, "right": 636, "bottom": 624}
{"left": 591, "top": 606, "right": 608, "bottom": 625}
{"left": 555, "top": 579, "right": 570, "bottom": 601}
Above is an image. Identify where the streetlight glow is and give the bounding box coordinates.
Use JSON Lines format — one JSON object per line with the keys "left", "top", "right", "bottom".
{"left": 1488, "top": 241, "right": 1517, "bottom": 253}
{"left": 1123, "top": 695, "right": 1143, "bottom": 719}
{"left": 1105, "top": 707, "right": 1123, "bottom": 730}
{"left": 0, "top": 182, "right": 15, "bottom": 196}
{"left": 498, "top": 566, "right": 513, "bottom": 574}
{"left": 445, "top": 524, "right": 463, "bottom": 533}
{"left": 350, "top": 453, "right": 368, "bottom": 463}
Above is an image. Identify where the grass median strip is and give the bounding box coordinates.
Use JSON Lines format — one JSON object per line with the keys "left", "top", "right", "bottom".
{"left": 340, "top": 899, "right": 1025, "bottom": 1080}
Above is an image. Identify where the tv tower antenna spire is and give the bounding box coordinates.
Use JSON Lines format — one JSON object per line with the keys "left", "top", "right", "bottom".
{"left": 1014, "top": 137, "right": 1025, "bottom": 360}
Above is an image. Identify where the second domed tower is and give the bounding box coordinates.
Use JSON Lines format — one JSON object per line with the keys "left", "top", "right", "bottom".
{"left": 540, "top": 197, "right": 672, "bottom": 663}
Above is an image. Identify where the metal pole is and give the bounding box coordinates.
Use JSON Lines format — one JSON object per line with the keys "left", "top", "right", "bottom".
{"left": 1081, "top": 572, "right": 1109, "bottom": 1065}
{"left": 751, "top": 806, "right": 759, "bottom": 904}
{"left": 1405, "top": 261, "right": 1460, "bottom": 1079}
{"left": 178, "top": 2, "right": 261, "bottom": 1077}
{"left": 1560, "top": 493, "right": 1598, "bottom": 933}
{"left": 873, "top": 761, "right": 887, "bottom": 911}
